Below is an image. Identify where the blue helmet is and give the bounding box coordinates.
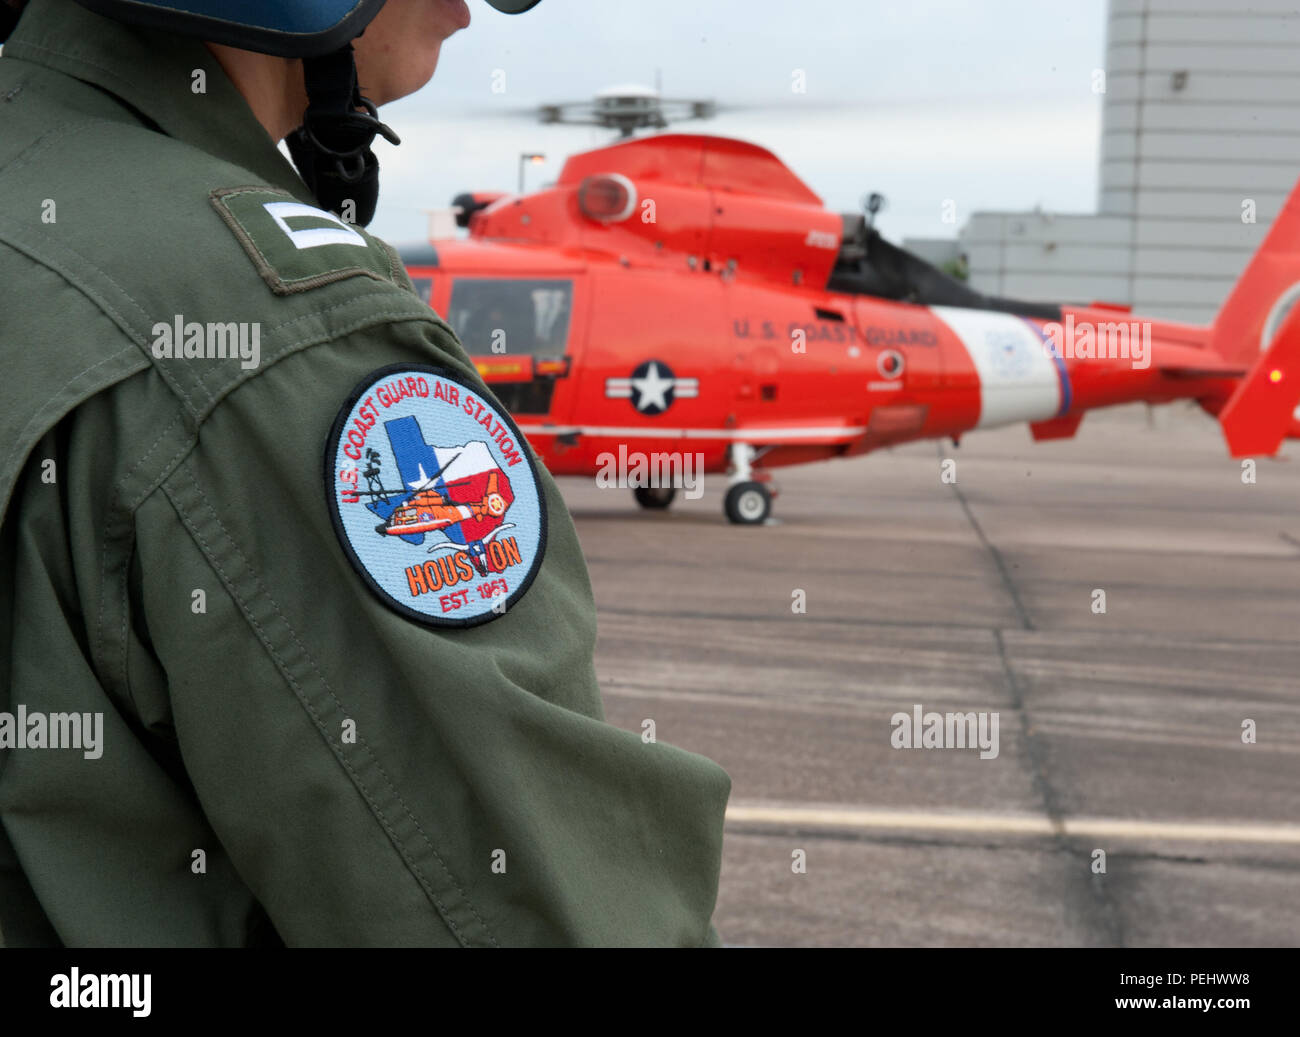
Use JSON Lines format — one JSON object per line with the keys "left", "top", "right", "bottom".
{"left": 70, "top": 0, "right": 542, "bottom": 57}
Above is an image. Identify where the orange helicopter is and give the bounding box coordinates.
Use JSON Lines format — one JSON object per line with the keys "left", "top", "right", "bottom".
{"left": 382, "top": 462, "right": 509, "bottom": 538}
{"left": 399, "top": 120, "right": 1300, "bottom": 525}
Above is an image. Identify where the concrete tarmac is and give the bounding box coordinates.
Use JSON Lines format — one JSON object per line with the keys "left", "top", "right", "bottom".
{"left": 560, "top": 402, "right": 1300, "bottom": 946}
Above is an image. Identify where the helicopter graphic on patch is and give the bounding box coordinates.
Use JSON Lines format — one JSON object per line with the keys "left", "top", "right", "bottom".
{"left": 326, "top": 364, "right": 547, "bottom": 628}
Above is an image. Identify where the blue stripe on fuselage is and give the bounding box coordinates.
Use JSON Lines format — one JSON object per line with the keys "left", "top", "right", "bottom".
{"left": 1021, "top": 317, "right": 1072, "bottom": 417}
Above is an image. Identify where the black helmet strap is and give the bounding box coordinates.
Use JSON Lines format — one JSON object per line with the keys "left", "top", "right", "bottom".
{"left": 285, "top": 43, "right": 399, "bottom": 228}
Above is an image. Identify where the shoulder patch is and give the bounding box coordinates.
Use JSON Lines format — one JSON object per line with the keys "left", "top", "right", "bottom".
{"left": 325, "top": 364, "right": 547, "bottom": 628}
{"left": 211, "top": 187, "right": 406, "bottom": 295}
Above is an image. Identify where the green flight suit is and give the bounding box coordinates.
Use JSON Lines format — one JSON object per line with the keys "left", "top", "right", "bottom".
{"left": 0, "top": 0, "right": 729, "bottom": 947}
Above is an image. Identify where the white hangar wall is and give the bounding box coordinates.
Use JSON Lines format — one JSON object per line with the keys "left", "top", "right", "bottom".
{"left": 958, "top": 0, "right": 1300, "bottom": 325}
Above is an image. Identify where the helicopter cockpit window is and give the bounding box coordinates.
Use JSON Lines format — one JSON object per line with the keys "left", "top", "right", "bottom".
{"left": 448, "top": 279, "right": 573, "bottom": 356}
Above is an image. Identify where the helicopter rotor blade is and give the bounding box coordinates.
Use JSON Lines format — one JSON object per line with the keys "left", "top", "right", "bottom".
{"left": 411, "top": 450, "right": 464, "bottom": 488}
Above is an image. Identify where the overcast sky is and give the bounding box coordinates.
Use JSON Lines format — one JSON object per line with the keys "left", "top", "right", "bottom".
{"left": 366, "top": 0, "right": 1110, "bottom": 247}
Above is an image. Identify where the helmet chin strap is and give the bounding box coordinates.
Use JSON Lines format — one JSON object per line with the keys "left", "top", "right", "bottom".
{"left": 285, "top": 42, "right": 399, "bottom": 228}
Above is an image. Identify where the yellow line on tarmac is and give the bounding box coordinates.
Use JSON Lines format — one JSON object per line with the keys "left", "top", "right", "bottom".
{"left": 725, "top": 803, "right": 1300, "bottom": 845}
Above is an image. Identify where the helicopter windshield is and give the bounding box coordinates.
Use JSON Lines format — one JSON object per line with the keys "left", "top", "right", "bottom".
{"left": 829, "top": 216, "right": 1061, "bottom": 321}
{"left": 448, "top": 278, "right": 573, "bottom": 356}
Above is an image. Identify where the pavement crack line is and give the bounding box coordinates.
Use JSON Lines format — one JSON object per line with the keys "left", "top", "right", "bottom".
{"left": 994, "top": 618, "right": 1128, "bottom": 947}
{"left": 932, "top": 447, "right": 1122, "bottom": 939}
{"left": 938, "top": 445, "right": 1035, "bottom": 631}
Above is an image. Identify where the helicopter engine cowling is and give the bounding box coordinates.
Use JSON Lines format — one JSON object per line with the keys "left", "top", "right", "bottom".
{"left": 467, "top": 134, "right": 844, "bottom": 291}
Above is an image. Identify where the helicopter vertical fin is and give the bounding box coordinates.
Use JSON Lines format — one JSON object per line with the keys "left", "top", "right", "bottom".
{"left": 1209, "top": 175, "right": 1300, "bottom": 369}
{"left": 1219, "top": 303, "right": 1300, "bottom": 457}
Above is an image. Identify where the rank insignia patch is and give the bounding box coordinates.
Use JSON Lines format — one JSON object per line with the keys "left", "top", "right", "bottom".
{"left": 326, "top": 364, "right": 547, "bottom": 627}
{"left": 212, "top": 187, "right": 406, "bottom": 295}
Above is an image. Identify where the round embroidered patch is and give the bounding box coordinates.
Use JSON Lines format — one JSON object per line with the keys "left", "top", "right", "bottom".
{"left": 325, "top": 364, "right": 547, "bottom": 627}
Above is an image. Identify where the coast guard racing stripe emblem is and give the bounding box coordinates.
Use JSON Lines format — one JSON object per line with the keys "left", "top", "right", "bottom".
{"left": 326, "top": 364, "right": 547, "bottom": 627}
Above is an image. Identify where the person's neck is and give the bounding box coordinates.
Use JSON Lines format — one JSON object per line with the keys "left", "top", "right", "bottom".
{"left": 205, "top": 43, "right": 307, "bottom": 143}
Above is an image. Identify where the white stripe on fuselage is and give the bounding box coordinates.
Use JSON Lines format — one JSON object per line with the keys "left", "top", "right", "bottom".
{"left": 931, "top": 306, "right": 1061, "bottom": 429}
{"left": 514, "top": 424, "right": 867, "bottom": 442}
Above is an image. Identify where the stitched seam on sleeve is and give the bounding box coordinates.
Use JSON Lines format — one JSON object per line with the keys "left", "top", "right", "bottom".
{"left": 49, "top": 233, "right": 209, "bottom": 409}
{"left": 0, "top": 233, "right": 200, "bottom": 413}
{"left": 188, "top": 308, "right": 467, "bottom": 421}
{"left": 1, "top": 346, "right": 141, "bottom": 488}
{"left": 162, "top": 463, "right": 499, "bottom": 947}
{"left": 94, "top": 410, "right": 191, "bottom": 683}
{"left": 191, "top": 292, "right": 451, "bottom": 397}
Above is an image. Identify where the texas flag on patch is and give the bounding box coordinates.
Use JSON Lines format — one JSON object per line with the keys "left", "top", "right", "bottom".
{"left": 368, "top": 415, "right": 515, "bottom": 548}
{"left": 328, "top": 364, "right": 546, "bottom": 628}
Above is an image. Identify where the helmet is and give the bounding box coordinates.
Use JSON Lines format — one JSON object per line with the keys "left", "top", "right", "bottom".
{"left": 11, "top": 1, "right": 547, "bottom": 224}
{"left": 68, "top": 0, "right": 542, "bottom": 57}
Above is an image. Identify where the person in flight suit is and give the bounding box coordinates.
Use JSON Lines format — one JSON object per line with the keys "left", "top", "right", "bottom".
{"left": 0, "top": 0, "right": 731, "bottom": 946}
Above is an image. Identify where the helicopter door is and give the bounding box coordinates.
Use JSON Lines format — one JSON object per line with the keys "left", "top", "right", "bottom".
{"left": 443, "top": 275, "right": 583, "bottom": 423}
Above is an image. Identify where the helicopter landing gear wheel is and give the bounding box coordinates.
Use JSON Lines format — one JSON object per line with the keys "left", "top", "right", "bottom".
{"left": 633, "top": 486, "right": 677, "bottom": 510}
{"left": 725, "top": 441, "right": 773, "bottom": 525}
{"left": 724, "top": 481, "right": 771, "bottom": 525}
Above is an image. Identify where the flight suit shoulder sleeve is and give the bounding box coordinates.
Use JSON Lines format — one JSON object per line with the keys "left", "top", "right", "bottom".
{"left": 4, "top": 108, "right": 729, "bottom": 946}
{"left": 0, "top": 239, "right": 150, "bottom": 522}
{"left": 0, "top": 111, "right": 439, "bottom": 424}
{"left": 130, "top": 314, "right": 731, "bottom": 946}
